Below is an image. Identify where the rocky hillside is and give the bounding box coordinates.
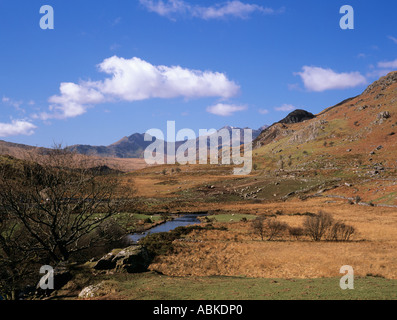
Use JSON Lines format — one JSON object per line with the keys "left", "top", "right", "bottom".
{"left": 253, "top": 71, "right": 397, "bottom": 171}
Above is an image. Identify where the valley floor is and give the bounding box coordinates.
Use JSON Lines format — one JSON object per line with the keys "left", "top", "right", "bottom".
{"left": 58, "top": 271, "right": 397, "bottom": 300}
{"left": 56, "top": 164, "right": 397, "bottom": 300}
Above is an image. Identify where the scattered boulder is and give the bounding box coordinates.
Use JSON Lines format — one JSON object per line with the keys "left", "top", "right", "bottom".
{"left": 93, "top": 251, "right": 118, "bottom": 270}
{"left": 114, "top": 246, "right": 151, "bottom": 273}
{"left": 78, "top": 281, "right": 120, "bottom": 299}
{"left": 377, "top": 111, "right": 391, "bottom": 123}
{"left": 93, "top": 245, "right": 151, "bottom": 273}
{"left": 78, "top": 283, "right": 104, "bottom": 299}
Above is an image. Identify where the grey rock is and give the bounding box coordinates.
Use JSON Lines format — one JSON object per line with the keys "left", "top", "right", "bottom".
{"left": 93, "top": 245, "right": 151, "bottom": 273}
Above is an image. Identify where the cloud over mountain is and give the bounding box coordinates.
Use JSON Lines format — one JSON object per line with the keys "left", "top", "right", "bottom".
{"left": 296, "top": 66, "right": 367, "bottom": 92}
{"left": 0, "top": 120, "right": 36, "bottom": 137}
{"left": 206, "top": 103, "right": 247, "bottom": 116}
{"left": 41, "top": 56, "right": 240, "bottom": 120}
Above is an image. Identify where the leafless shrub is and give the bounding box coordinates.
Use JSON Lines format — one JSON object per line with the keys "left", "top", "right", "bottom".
{"left": 288, "top": 226, "right": 305, "bottom": 240}
{"left": 303, "top": 211, "right": 333, "bottom": 241}
{"left": 328, "top": 221, "right": 356, "bottom": 241}
{"left": 265, "top": 219, "right": 288, "bottom": 241}
{"left": 251, "top": 216, "right": 266, "bottom": 241}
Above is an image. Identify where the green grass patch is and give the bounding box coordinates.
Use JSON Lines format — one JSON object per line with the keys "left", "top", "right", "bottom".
{"left": 94, "top": 272, "right": 397, "bottom": 300}
{"left": 208, "top": 214, "right": 257, "bottom": 223}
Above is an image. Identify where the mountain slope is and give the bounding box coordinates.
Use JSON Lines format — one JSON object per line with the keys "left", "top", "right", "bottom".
{"left": 253, "top": 71, "right": 397, "bottom": 171}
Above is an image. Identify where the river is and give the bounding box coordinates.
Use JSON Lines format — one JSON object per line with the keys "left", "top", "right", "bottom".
{"left": 126, "top": 213, "right": 206, "bottom": 243}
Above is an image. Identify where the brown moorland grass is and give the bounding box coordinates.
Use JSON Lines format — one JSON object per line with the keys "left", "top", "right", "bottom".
{"left": 147, "top": 198, "right": 397, "bottom": 279}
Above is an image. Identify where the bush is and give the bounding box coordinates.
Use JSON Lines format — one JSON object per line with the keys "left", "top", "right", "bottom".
{"left": 143, "top": 217, "right": 153, "bottom": 224}
{"left": 303, "top": 211, "right": 333, "bottom": 241}
{"left": 288, "top": 227, "right": 305, "bottom": 240}
{"left": 251, "top": 217, "right": 288, "bottom": 241}
{"left": 303, "top": 212, "right": 357, "bottom": 242}
{"left": 265, "top": 219, "right": 288, "bottom": 241}
{"left": 251, "top": 216, "right": 266, "bottom": 241}
{"left": 328, "top": 222, "right": 355, "bottom": 241}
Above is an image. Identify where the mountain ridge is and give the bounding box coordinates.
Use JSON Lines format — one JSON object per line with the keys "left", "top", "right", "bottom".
{"left": 253, "top": 71, "right": 397, "bottom": 171}
{"left": 67, "top": 125, "right": 265, "bottom": 159}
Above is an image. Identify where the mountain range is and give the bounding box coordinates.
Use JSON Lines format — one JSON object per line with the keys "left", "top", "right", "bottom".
{"left": 1, "top": 71, "right": 396, "bottom": 172}
{"left": 66, "top": 126, "right": 267, "bottom": 159}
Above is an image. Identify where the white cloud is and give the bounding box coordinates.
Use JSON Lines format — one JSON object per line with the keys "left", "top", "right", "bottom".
{"left": 377, "top": 59, "right": 397, "bottom": 69}
{"left": 365, "top": 59, "right": 397, "bottom": 79}
{"left": 206, "top": 103, "right": 247, "bottom": 116}
{"left": 140, "top": 0, "right": 281, "bottom": 20}
{"left": 388, "top": 36, "right": 397, "bottom": 44}
{"left": 41, "top": 82, "right": 105, "bottom": 120}
{"left": 0, "top": 120, "right": 36, "bottom": 137}
{"left": 295, "top": 66, "right": 367, "bottom": 92}
{"left": 274, "top": 104, "right": 296, "bottom": 112}
{"left": 2, "top": 96, "right": 23, "bottom": 109}
{"left": 43, "top": 56, "right": 239, "bottom": 119}
{"left": 258, "top": 108, "right": 269, "bottom": 115}
{"left": 194, "top": 1, "right": 277, "bottom": 19}
{"left": 366, "top": 69, "right": 391, "bottom": 79}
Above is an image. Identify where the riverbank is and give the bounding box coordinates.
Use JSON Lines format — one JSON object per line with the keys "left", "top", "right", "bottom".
{"left": 125, "top": 212, "right": 207, "bottom": 243}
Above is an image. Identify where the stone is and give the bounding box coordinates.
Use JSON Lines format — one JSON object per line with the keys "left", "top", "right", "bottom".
{"left": 114, "top": 245, "right": 151, "bottom": 273}
{"left": 93, "top": 245, "right": 151, "bottom": 273}
{"left": 93, "top": 251, "right": 118, "bottom": 270}
{"left": 78, "top": 282, "right": 104, "bottom": 299}
{"left": 377, "top": 111, "right": 391, "bottom": 121}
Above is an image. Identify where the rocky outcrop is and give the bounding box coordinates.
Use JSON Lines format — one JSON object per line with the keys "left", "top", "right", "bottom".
{"left": 93, "top": 245, "right": 151, "bottom": 273}
{"left": 278, "top": 109, "right": 315, "bottom": 124}
{"left": 288, "top": 120, "right": 325, "bottom": 144}
{"left": 363, "top": 71, "right": 397, "bottom": 95}
{"left": 254, "top": 110, "right": 315, "bottom": 148}
{"left": 254, "top": 123, "right": 294, "bottom": 148}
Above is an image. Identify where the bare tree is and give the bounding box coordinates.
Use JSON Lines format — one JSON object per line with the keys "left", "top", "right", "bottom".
{"left": 303, "top": 211, "right": 333, "bottom": 241}
{"left": 0, "top": 211, "right": 39, "bottom": 300}
{"left": 288, "top": 226, "right": 305, "bottom": 240}
{"left": 0, "top": 147, "right": 128, "bottom": 263}
{"left": 252, "top": 216, "right": 288, "bottom": 241}
{"left": 265, "top": 219, "right": 288, "bottom": 241}
{"left": 251, "top": 216, "right": 266, "bottom": 241}
{"left": 328, "top": 221, "right": 355, "bottom": 241}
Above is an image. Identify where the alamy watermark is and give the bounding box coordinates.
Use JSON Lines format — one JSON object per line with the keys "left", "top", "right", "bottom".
{"left": 144, "top": 121, "right": 252, "bottom": 176}
{"left": 38, "top": 5, "right": 354, "bottom": 31}
{"left": 340, "top": 265, "right": 354, "bottom": 290}
{"left": 340, "top": 5, "right": 354, "bottom": 30}
{"left": 39, "top": 265, "right": 54, "bottom": 290}
{"left": 39, "top": 5, "right": 54, "bottom": 30}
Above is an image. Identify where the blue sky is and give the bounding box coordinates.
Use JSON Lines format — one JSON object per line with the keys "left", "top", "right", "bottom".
{"left": 0, "top": 0, "right": 396, "bottom": 147}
